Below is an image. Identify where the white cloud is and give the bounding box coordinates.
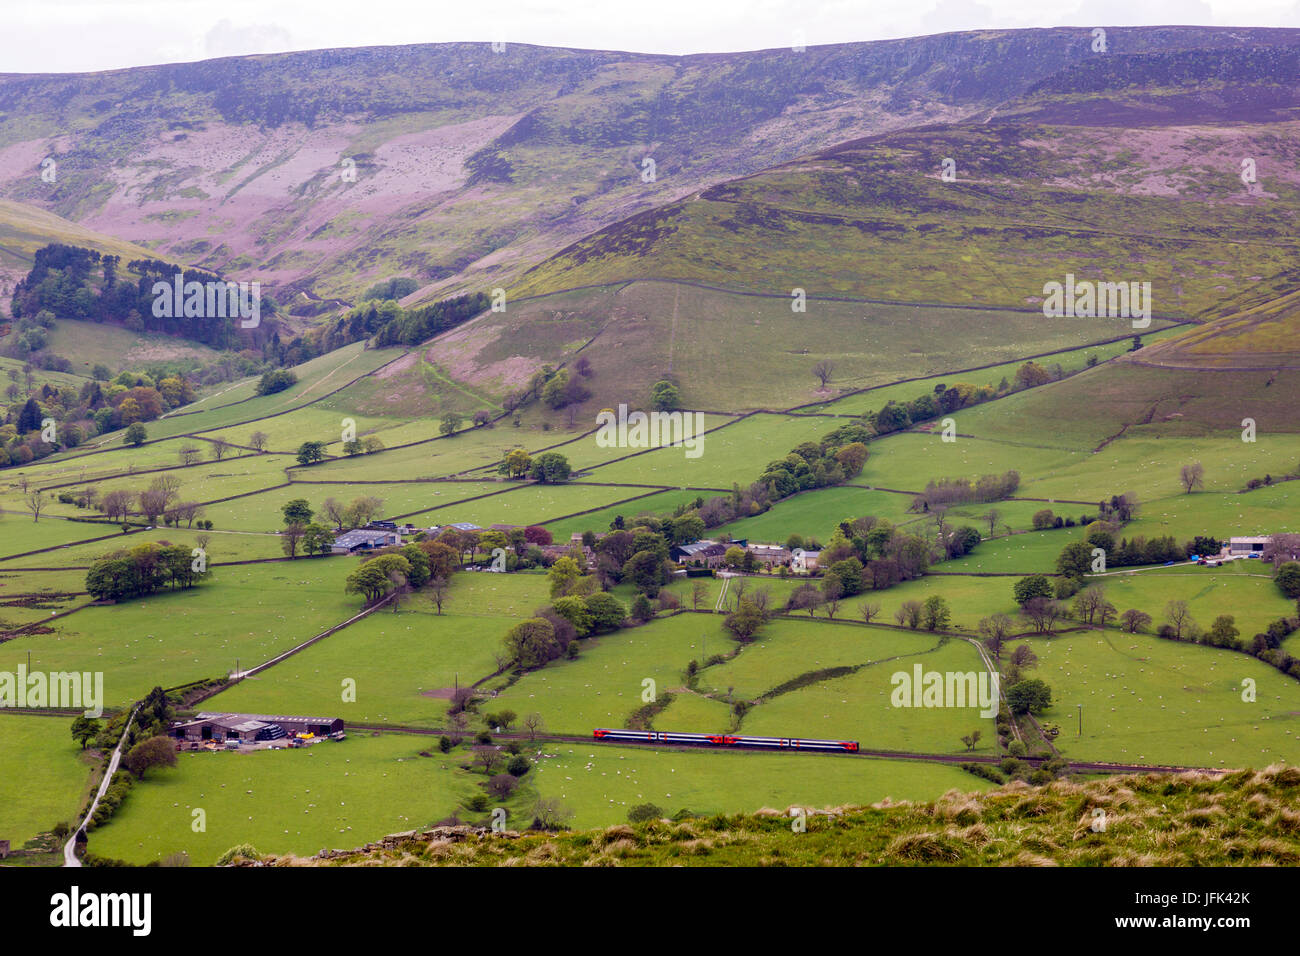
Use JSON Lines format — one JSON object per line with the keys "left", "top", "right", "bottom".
{"left": 204, "top": 19, "right": 295, "bottom": 59}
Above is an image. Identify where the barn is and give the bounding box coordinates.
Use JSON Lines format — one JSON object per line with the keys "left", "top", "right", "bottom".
{"left": 171, "top": 712, "right": 344, "bottom": 743}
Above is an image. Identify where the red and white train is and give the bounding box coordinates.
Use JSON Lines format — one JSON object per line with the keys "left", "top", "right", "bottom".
{"left": 593, "top": 728, "right": 858, "bottom": 753}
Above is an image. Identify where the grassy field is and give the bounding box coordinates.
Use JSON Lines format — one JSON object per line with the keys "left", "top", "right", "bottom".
{"left": 584, "top": 412, "right": 835, "bottom": 488}
{"left": 0, "top": 714, "right": 95, "bottom": 846}
{"left": 207, "top": 575, "right": 552, "bottom": 726}
{"left": 544, "top": 489, "right": 708, "bottom": 538}
{"left": 87, "top": 733, "right": 474, "bottom": 865}
{"left": 0, "top": 560, "right": 361, "bottom": 707}
{"left": 532, "top": 744, "right": 992, "bottom": 830}
{"left": 716, "top": 485, "right": 917, "bottom": 544}
{"left": 1008, "top": 629, "right": 1300, "bottom": 768}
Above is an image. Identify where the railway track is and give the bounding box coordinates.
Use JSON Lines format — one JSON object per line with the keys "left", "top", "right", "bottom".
{"left": 349, "top": 723, "right": 1231, "bottom": 776}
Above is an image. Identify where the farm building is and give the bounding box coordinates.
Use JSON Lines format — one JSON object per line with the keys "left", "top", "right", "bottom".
{"left": 171, "top": 712, "right": 344, "bottom": 743}
{"left": 331, "top": 529, "right": 401, "bottom": 554}
{"left": 671, "top": 541, "right": 728, "bottom": 568}
{"left": 1228, "top": 536, "right": 1270, "bottom": 555}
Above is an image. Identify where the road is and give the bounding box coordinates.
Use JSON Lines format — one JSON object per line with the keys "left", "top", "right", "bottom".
{"left": 64, "top": 705, "right": 138, "bottom": 867}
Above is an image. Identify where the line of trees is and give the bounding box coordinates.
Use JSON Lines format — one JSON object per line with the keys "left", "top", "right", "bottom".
{"left": 86, "top": 542, "right": 210, "bottom": 601}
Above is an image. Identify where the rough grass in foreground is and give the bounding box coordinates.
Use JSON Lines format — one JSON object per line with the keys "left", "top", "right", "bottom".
{"left": 236, "top": 765, "right": 1300, "bottom": 867}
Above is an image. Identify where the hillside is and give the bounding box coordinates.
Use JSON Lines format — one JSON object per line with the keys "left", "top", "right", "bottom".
{"left": 0, "top": 199, "right": 169, "bottom": 314}
{"left": 232, "top": 765, "right": 1300, "bottom": 866}
{"left": 2, "top": 28, "right": 1296, "bottom": 309}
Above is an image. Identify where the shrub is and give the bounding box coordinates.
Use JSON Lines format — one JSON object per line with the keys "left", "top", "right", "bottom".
{"left": 507, "top": 755, "right": 531, "bottom": 777}
{"left": 628, "top": 803, "right": 665, "bottom": 823}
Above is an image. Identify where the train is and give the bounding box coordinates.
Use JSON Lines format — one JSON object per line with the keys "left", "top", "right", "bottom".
{"left": 593, "top": 728, "right": 859, "bottom": 753}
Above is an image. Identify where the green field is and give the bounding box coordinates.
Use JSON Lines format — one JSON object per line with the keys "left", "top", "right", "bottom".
{"left": 0, "top": 560, "right": 361, "bottom": 707}
{"left": 1008, "top": 629, "right": 1300, "bottom": 768}
{"left": 208, "top": 575, "right": 551, "bottom": 726}
{"left": 0, "top": 714, "right": 94, "bottom": 846}
{"left": 87, "top": 733, "right": 473, "bottom": 865}
{"left": 533, "top": 745, "right": 993, "bottom": 830}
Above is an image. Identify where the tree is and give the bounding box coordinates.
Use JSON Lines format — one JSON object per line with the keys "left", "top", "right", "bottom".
{"left": 281, "top": 498, "right": 313, "bottom": 525}
{"left": 1013, "top": 574, "right": 1053, "bottom": 606}
{"left": 812, "top": 359, "right": 834, "bottom": 388}
{"left": 487, "top": 773, "right": 519, "bottom": 799}
{"left": 1164, "top": 600, "right": 1195, "bottom": 640}
{"left": 439, "top": 412, "right": 463, "bottom": 436}
{"left": 552, "top": 595, "right": 594, "bottom": 637}
{"left": 523, "top": 712, "right": 545, "bottom": 742}
{"left": 921, "top": 595, "right": 951, "bottom": 631}
{"left": 723, "top": 545, "right": 746, "bottom": 568}
{"left": 548, "top": 556, "right": 581, "bottom": 598}
{"left": 1031, "top": 508, "right": 1056, "bottom": 530}
{"left": 983, "top": 508, "right": 1001, "bottom": 536}
{"left": 960, "top": 729, "right": 982, "bottom": 752}
{"left": 1056, "top": 541, "right": 1094, "bottom": 579}
{"left": 859, "top": 601, "right": 882, "bottom": 623}
{"left": 1021, "top": 597, "right": 1067, "bottom": 634}
{"left": 1179, "top": 461, "right": 1204, "bottom": 494}
{"left": 1007, "top": 678, "right": 1052, "bottom": 715}
{"left": 649, "top": 380, "right": 681, "bottom": 412}
{"left": 978, "top": 613, "right": 1013, "bottom": 656}
{"left": 124, "top": 422, "right": 147, "bottom": 446}
{"left": 1275, "top": 562, "right": 1300, "bottom": 600}
{"left": 179, "top": 444, "right": 202, "bottom": 466}
{"left": 281, "top": 522, "right": 306, "bottom": 559}
{"left": 585, "top": 592, "right": 626, "bottom": 632}
{"left": 123, "top": 735, "right": 177, "bottom": 779}
{"left": 529, "top": 452, "right": 572, "bottom": 483}
{"left": 71, "top": 715, "right": 102, "bottom": 750}
{"left": 631, "top": 593, "right": 655, "bottom": 622}
{"left": 504, "top": 618, "right": 559, "bottom": 668}
{"left": 428, "top": 577, "right": 450, "bottom": 614}
{"left": 500, "top": 447, "right": 532, "bottom": 479}
{"left": 302, "top": 523, "right": 334, "bottom": 557}
{"left": 473, "top": 745, "right": 504, "bottom": 775}
{"left": 296, "top": 441, "right": 326, "bottom": 466}
{"left": 24, "top": 489, "right": 45, "bottom": 522}
{"left": 788, "top": 582, "right": 824, "bottom": 618}
{"left": 1206, "top": 614, "right": 1240, "bottom": 648}
{"left": 248, "top": 430, "right": 269, "bottom": 452}
{"left": 210, "top": 438, "right": 231, "bottom": 461}
{"left": 691, "top": 580, "right": 710, "bottom": 611}
{"left": 894, "top": 599, "right": 923, "bottom": 629}
{"left": 322, "top": 497, "right": 347, "bottom": 530}
{"left": 1119, "top": 608, "right": 1152, "bottom": 633}
{"left": 724, "top": 598, "right": 767, "bottom": 641}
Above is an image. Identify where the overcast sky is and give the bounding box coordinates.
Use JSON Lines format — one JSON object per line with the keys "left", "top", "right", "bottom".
{"left": 5, "top": 0, "right": 1300, "bottom": 74}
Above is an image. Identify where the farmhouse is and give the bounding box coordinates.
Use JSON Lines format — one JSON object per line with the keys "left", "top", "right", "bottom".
{"left": 791, "top": 548, "right": 821, "bottom": 573}
{"left": 171, "top": 712, "right": 344, "bottom": 743}
{"left": 746, "top": 543, "right": 792, "bottom": 567}
{"left": 331, "top": 529, "right": 402, "bottom": 554}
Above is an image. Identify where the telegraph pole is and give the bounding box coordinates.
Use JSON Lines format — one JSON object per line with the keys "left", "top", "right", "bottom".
{"left": 1077, "top": 704, "right": 1082, "bottom": 736}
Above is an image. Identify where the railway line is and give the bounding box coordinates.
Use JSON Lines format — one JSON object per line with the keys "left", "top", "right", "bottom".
{"left": 349, "top": 722, "right": 1233, "bottom": 776}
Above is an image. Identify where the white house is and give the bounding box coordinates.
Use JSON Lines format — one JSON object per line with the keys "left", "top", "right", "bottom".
{"left": 791, "top": 548, "right": 821, "bottom": 573}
